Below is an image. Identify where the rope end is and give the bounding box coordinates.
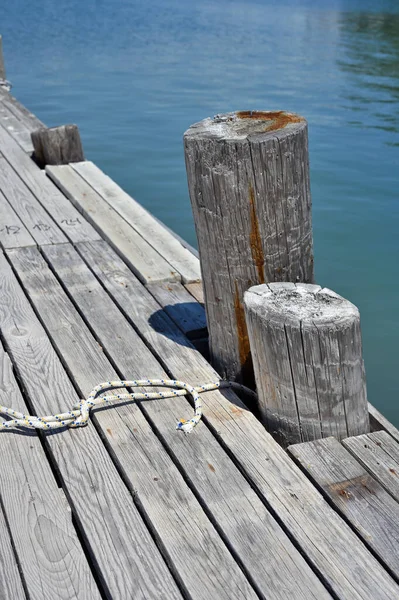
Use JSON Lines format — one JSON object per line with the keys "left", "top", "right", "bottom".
{"left": 176, "top": 419, "right": 195, "bottom": 434}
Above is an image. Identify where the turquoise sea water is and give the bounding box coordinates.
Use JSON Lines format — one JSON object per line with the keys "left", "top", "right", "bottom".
{"left": 1, "top": 0, "right": 398, "bottom": 423}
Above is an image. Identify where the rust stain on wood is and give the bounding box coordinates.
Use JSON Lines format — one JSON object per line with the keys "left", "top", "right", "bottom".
{"left": 106, "top": 428, "right": 113, "bottom": 437}
{"left": 236, "top": 110, "right": 303, "bottom": 132}
{"left": 234, "top": 280, "right": 250, "bottom": 368}
{"left": 249, "top": 184, "right": 265, "bottom": 284}
{"left": 207, "top": 463, "right": 215, "bottom": 472}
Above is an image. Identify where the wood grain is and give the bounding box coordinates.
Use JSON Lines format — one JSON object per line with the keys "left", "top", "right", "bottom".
{"left": 0, "top": 346, "right": 100, "bottom": 599}
{"left": 47, "top": 164, "right": 180, "bottom": 284}
{"left": 289, "top": 436, "right": 399, "bottom": 576}
{"left": 0, "top": 188, "right": 35, "bottom": 249}
{"left": 0, "top": 155, "right": 67, "bottom": 245}
{"left": 343, "top": 431, "right": 399, "bottom": 502}
{"left": 0, "top": 250, "right": 183, "bottom": 600}
{"left": 43, "top": 241, "right": 331, "bottom": 600}
{"left": 72, "top": 160, "right": 201, "bottom": 283}
{"left": 184, "top": 111, "right": 314, "bottom": 383}
{"left": 31, "top": 125, "right": 84, "bottom": 166}
{"left": 11, "top": 244, "right": 260, "bottom": 600}
{"left": 77, "top": 239, "right": 399, "bottom": 600}
{"left": 0, "top": 102, "right": 34, "bottom": 153}
{"left": 185, "top": 282, "right": 204, "bottom": 304}
{"left": 244, "top": 283, "right": 369, "bottom": 445}
{"left": 0, "top": 123, "right": 99, "bottom": 243}
{"left": 0, "top": 499, "right": 26, "bottom": 599}
{"left": 368, "top": 402, "right": 399, "bottom": 441}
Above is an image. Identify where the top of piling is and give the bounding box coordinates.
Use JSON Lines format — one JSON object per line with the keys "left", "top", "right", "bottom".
{"left": 184, "top": 110, "right": 306, "bottom": 141}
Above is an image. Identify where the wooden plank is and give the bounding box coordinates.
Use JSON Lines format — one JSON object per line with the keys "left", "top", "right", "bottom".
{"left": 0, "top": 123, "right": 99, "bottom": 244}
{"left": 10, "top": 244, "right": 261, "bottom": 600}
{"left": 0, "top": 346, "right": 100, "bottom": 599}
{"left": 0, "top": 102, "right": 34, "bottom": 153}
{"left": 0, "top": 503, "right": 26, "bottom": 599}
{"left": 147, "top": 281, "right": 207, "bottom": 339}
{"left": 185, "top": 282, "right": 204, "bottom": 304}
{"left": 47, "top": 164, "right": 179, "bottom": 284}
{"left": 42, "top": 242, "right": 332, "bottom": 600}
{"left": 0, "top": 88, "right": 46, "bottom": 132}
{"left": 77, "top": 238, "right": 399, "bottom": 600}
{"left": 0, "top": 189, "right": 36, "bottom": 248}
{"left": 0, "top": 155, "right": 67, "bottom": 245}
{"left": 72, "top": 160, "right": 201, "bottom": 283}
{"left": 343, "top": 431, "right": 399, "bottom": 502}
{"left": 368, "top": 402, "right": 399, "bottom": 441}
{"left": 289, "top": 436, "right": 399, "bottom": 577}
{"left": 0, "top": 251, "right": 183, "bottom": 600}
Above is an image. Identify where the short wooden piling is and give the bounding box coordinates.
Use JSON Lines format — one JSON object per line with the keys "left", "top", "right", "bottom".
{"left": 184, "top": 111, "right": 314, "bottom": 384}
{"left": 31, "top": 124, "right": 84, "bottom": 166}
{"left": 244, "top": 282, "right": 370, "bottom": 446}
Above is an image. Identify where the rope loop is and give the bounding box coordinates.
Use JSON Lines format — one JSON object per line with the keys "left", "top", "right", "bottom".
{"left": 0, "top": 379, "right": 256, "bottom": 434}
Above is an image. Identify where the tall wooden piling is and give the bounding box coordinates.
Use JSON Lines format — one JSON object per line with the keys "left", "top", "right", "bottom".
{"left": 184, "top": 111, "right": 314, "bottom": 384}
{"left": 244, "top": 282, "right": 370, "bottom": 446}
{"left": 0, "top": 35, "right": 6, "bottom": 81}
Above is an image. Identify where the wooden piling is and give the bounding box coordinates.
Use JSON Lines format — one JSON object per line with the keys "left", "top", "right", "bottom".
{"left": 31, "top": 124, "right": 84, "bottom": 166}
{"left": 244, "top": 282, "right": 369, "bottom": 446}
{"left": 0, "top": 35, "right": 6, "bottom": 81}
{"left": 184, "top": 111, "right": 314, "bottom": 384}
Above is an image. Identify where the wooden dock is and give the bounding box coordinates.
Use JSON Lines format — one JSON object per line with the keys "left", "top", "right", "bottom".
{"left": 1, "top": 85, "right": 399, "bottom": 600}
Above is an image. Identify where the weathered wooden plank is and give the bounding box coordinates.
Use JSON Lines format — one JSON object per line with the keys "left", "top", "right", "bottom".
{"left": 146, "top": 281, "right": 207, "bottom": 339}
{"left": 185, "top": 282, "right": 204, "bottom": 304}
{"left": 47, "top": 164, "right": 179, "bottom": 284}
{"left": 0, "top": 102, "right": 34, "bottom": 153}
{"left": 43, "top": 241, "right": 332, "bottom": 600}
{"left": 0, "top": 155, "right": 67, "bottom": 245}
{"left": 244, "top": 283, "right": 369, "bottom": 445}
{"left": 0, "top": 251, "right": 183, "bottom": 600}
{"left": 0, "top": 87, "right": 45, "bottom": 133}
{"left": 343, "top": 431, "right": 399, "bottom": 502}
{"left": 289, "top": 436, "right": 399, "bottom": 576}
{"left": 0, "top": 347, "right": 100, "bottom": 599}
{"left": 10, "top": 244, "right": 260, "bottom": 600}
{"left": 72, "top": 160, "right": 201, "bottom": 283}
{"left": 0, "top": 502, "right": 26, "bottom": 599}
{"left": 77, "top": 238, "right": 399, "bottom": 600}
{"left": 368, "top": 402, "right": 399, "bottom": 441}
{"left": 31, "top": 125, "right": 84, "bottom": 166}
{"left": 184, "top": 112, "right": 314, "bottom": 383}
{"left": 0, "top": 124, "right": 99, "bottom": 243}
{"left": 0, "top": 189, "right": 36, "bottom": 248}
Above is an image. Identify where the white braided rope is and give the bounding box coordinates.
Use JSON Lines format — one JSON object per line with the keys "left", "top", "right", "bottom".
{"left": 0, "top": 379, "right": 255, "bottom": 434}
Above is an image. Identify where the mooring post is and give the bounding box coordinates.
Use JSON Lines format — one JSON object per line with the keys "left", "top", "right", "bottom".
{"left": 244, "top": 282, "right": 370, "bottom": 446}
{"left": 0, "top": 35, "right": 6, "bottom": 81}
{"left": 31, "top": 124, "right": 84, "bottom": 167}
{"left": 184, "top": 111, "right": 314, "bottom": 385}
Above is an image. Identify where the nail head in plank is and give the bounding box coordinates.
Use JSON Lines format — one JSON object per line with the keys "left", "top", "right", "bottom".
{"left": 78, "top": 239, "right": 399, "bottom": 600}
{"left": 47, "top": 164, "right": 180, "bottom": 284}
{"left": 289, "top": 436, "right": 399, "bottom": 576}
{"left": 72, "top": 160, "right": 201, "bottom": 283}
{"left": 0, "top": 347, "right": 101, "bottom": 599}
{"left": 43, "top": 242, "right": 331, "bottom": 600}
{"left": 0, "top": 250, "right": 183, "bottom": 600}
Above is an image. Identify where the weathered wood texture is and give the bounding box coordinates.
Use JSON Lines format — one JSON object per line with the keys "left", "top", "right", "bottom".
{"left": 368, "top": 402, "right": 399, "bottom": 441}
{"left": 11, "top": 244, "right": 261, "bottom": 600}
{"left": 147, "top": 281, "right": 207, "bottom": 339}
{"left": 0, "top": 125, "right": 99, "bottom": 243}
{"left": 185, "top": 281, "right": 204, "bottom": 304}
{"left": 0, "top": 154, "right": 67, "bottom": 245}
{"left": 343, "top": 431, "right": 399, "bottom": 502}
{"left": 0, "top": 87, "right": 46, "bottom": 144}
{"left": 0, "top": 501, "right": 26, "bottom": 600}
{"left": 184, "top": 111, "right": 314, "bottom": 384}
{"left": 289, "top": 436, "right": 399, "bottom": 576}
{"left": 0, "top": 346, "right": 100, "bottom": 599}
{"left": 0, "top": 102, "right": 34, "bottom": 153}
{"left": 31, "top": 125, "right": 84, "bottom": 166}
{"left": 0, "top": 251, "right": 183, "bottom": 600}
{"left": 42, "top": 241, "right": 330, "bottom": 600}
{"left": 76, "top": 239, "right": 399, "bottom": 600}
{"left": 244, "top": 283, "right": 369, "bottom": 445}
{"left": 47, "top": 164, "right": 179, "bottom": 284}
{"left": 72, "top": 160, "right": 201, "bottom": 283}
{"left": 0, "top": 189, "right": 35, "bottom": 248}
